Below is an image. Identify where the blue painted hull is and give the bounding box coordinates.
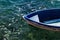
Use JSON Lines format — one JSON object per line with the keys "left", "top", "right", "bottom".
{"left": 23, "top": 9, "right": 60, "bottom": 31}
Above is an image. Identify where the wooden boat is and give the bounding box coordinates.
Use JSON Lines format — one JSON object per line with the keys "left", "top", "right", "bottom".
{"left": 23, "top": 9, "right": 60, "bottom": 31}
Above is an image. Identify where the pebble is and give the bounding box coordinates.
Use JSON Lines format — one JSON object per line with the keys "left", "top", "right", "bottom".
{"left": 31, "top": 8, "right": 36, "bottom": 11}
{"left": 51, "top": 1, "right": 54, "bottom": 4}
{"left": 39, "top": 7, "right": 41, "bottom": 9}
{"left": 8, "top": 23, "right": 11, "bottom": 26}
{"left": 57, "top": 0, "right": 60, "bottom": 1}
{"left": 21, "top": 14, "right": 24, "bottom": 16}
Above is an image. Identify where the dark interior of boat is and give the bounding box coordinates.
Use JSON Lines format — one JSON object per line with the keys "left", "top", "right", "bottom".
{"left": 26, "top": 9, "right": 60, "bottom": 26}
{"left": 38, "top": 9, "right": 60, "bottom": 24}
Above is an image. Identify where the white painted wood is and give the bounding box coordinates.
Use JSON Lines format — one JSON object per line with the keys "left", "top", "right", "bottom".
{"left": 29, "top": 15, "right": 40, "bottom": 22}
{"left": 47, "top": 22, "right": 60, "bottom": 26}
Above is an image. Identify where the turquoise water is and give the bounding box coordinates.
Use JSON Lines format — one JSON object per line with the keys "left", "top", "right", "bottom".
{"left": 0, "top": 0, "right": 60, "bottom": 40}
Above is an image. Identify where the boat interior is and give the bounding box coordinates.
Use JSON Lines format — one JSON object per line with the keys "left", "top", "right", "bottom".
{"left": 28, "top": 9, "right": 60, "bottom": 26}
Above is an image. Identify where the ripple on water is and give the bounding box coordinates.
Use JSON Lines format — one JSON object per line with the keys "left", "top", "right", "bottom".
{"left": 0, "top": 0, "right": 60, "bottom": 40}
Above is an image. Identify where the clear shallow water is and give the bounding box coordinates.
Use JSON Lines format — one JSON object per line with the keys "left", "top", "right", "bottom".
{"left": 0, "top": 0, "right": 60, "bottom": 40}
